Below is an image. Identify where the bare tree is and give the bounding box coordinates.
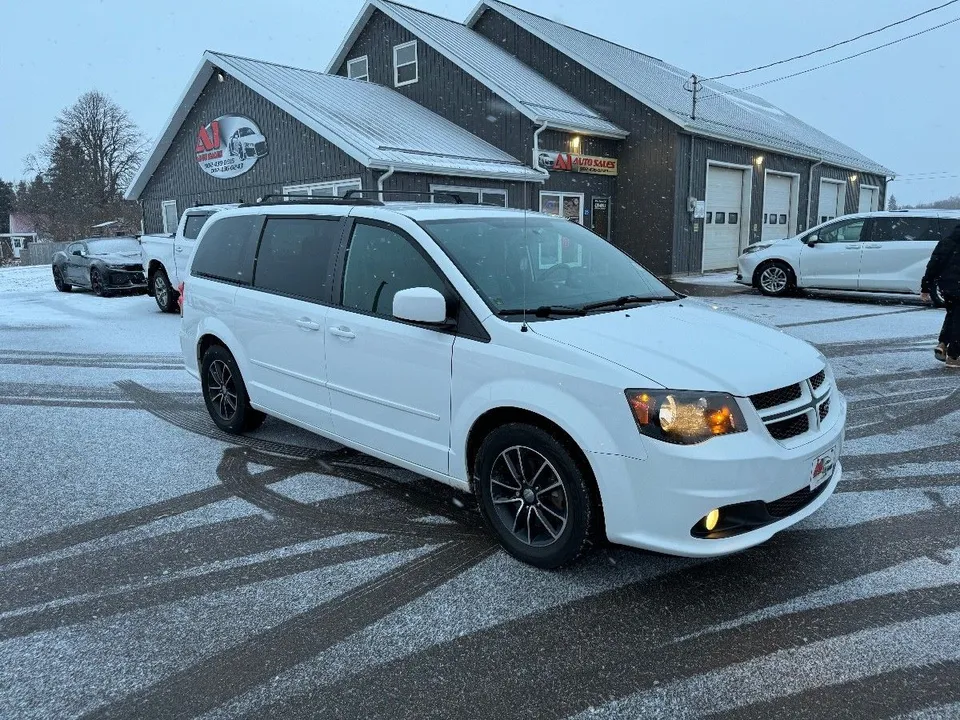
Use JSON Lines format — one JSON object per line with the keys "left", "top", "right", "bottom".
{"left": 51, "top": 91, "right": 149, "bottom": 202}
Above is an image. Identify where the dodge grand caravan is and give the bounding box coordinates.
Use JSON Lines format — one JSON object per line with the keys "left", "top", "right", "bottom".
{"left": 180, "top": 197, "right": 846, "bottom": 568}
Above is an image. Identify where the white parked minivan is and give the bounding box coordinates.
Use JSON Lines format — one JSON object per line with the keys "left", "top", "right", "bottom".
{"left": 180, "top": 197, "right": 846, "bottom": 568}
{"left": 738, "top": 209, "right": 960, "bottom": 304}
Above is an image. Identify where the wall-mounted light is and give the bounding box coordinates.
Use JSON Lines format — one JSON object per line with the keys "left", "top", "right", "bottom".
{"left": 849, "top": 174, "right": 859, "bottom": 183}
{"left": 754, "top": 156, "right": 764, "bottom": 166}
{"left": 570, "top": 135, "right": 581, "bottom": 152}
{"left": 216, "top": 69, "right": 225, "bottom": 83}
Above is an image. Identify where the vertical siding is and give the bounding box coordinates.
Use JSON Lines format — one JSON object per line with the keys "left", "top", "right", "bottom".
{"left": 473, "top": 9, "right": 678, "bottom": 275}
{"left": 140, "top": 76, "right": 365, "bottom": 233}
{"left": 375, "top": 170, "right": 529, "bottom": 207}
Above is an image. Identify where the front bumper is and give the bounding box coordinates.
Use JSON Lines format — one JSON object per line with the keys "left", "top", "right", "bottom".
{"left": 106, "top": 269, "right": 147, "bottom": 289}
{"left": 590, "top": 391, "right": 846, "bottom": 557}
{"left": 736, "top": 255, "right": 760, "bottom": 286}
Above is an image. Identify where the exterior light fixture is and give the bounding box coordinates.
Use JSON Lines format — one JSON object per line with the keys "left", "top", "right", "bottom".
{"left": 216, "top": 69, "right": 225, "bottom": 82}
{"left": 754, "top": 156, "right": 764, "bottom": 166}
{"left": 570, "top": 136, "right": 581, "bottom": 151}
{"left": 849, "top": 174, "right": 858, "bottom": 183}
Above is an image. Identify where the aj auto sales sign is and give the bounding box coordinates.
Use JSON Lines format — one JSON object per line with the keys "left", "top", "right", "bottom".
{"left": 195, "top": 115, "right": 268, "bottom": 179}
{"left": 536, "top": 150, "right": 618, "bottom": 176}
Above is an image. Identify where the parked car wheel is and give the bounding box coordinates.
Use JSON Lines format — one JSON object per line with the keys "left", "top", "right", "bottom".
{"left": 756, "top": 260, "right": 795, "bottom": 297}
{"left": 931, "top": 283, "right": 947, "bottom": 309}
{"left": 200, "top": 345, "right": 266, "bottom": 434}
{"left": 52, "top": 266, "right": 71, "bottom": 292}
{"left": 475, "top": 423, "right": 598, "bottom": 569}
{"left": 90, "top": 268, "right": 108, "bottom": 297}
{"left": 152, "top": 268, "right": 178, "bottom": 313}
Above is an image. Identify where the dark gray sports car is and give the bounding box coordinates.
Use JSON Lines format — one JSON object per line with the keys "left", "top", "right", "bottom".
{"left": 52, "top": 237, "right": 147, "bottom": 296}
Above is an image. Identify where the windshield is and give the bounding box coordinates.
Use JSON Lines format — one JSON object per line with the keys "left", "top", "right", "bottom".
{"left": 86, "top": 238, "right": 140, "bottom": 254}
{"left": 421, "top": 215, "right": 675, "bottom": 318}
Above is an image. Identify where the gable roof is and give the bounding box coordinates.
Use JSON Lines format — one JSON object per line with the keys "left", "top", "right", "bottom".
{"left": 125, "top": 51, "right": 545, "bottom": 200}
{"left": 468, "top": 0, "right": 892, "bottom": 176}
{"left": 325, "top": 0, "right": 627, "bottom": 139}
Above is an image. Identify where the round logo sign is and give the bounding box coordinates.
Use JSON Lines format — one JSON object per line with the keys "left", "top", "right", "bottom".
{"left": 194, "top": 115, "right": 268, "bottom": 179}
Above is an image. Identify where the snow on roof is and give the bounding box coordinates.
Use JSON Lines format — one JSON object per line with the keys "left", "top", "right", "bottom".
{"left": 326, "top": 0, "right": 626, "bottom": 139}
{"left": 469, "top": 0, "right": 893, "bottom": 176}
{"left": 125, "top": 51, "right": 545, "bottom": 200}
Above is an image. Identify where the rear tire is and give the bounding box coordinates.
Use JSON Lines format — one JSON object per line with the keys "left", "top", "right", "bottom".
{"left": 200, "top": 344, "right": 266, "bottom": 434}
{"left": 756, "top": 260, "right": 795, "bottom": 297}
{"left": 152, "top": 268, "right": 178, "bottom": 313}
{"left": 474, "top": 423, "right": 598, "bottom": 569}
{"left": 53, "top": 266, "right": 71, "bottom": 292}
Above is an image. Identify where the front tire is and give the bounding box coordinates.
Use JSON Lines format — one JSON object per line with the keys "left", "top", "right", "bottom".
{"left": 475, "top": 424, "right": 598, "bottom": 569}
{"left": 151, "top": 268, "right": 178, "bottom": 313}
{"left": 200, "top": 345, "right": 266, "bottom": 434}
{"left": 756, "top": 260, "right": 795, "bottom": 297}
{"left": 90, "top": 268, "right": 108, "bottom": 297}
{"left": 53, "top": 266, "right": 71, "bottom": 292}
{"left": 931, "top": 283, "right": 946, "bottom": 309}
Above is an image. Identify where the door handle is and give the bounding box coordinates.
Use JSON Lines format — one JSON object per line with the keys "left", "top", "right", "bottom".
{"left": 175, "top": 246, "right": 183, "bottom": 254}
{"left": 864, "top": 243, "right": 883, "bottom": 249}
{"left": 844, "top": 244, "right": 860, "bottom": 249}
{"left": 296, "top": 318, "right": 322, "bottom": 331}
{"left": 328, "top": 325, "right": 355, "bottom": 339}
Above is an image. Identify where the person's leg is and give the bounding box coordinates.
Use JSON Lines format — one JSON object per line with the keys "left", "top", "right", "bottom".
{"left": 945, "top": 296, "right": 960, "bottom": 366}
{"left": 937, "top": 301, "right": 950, "bottom": 361}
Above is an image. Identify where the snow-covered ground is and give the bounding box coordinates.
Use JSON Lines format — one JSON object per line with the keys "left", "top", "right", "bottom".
{"left": 0, "top": 265, "right": 957, "bottom": 720}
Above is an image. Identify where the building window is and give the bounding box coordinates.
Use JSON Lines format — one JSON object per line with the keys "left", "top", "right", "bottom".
{"left": 347, "top": 56, "right": 369, "bottom": 81}
{"left": 779, "top": 213, "right": 787, "bottom": 225}
{"left": 393, "top": 40, "right": 418, "bottom": 87}
{"left": 715, "top": 211, "right": 725, "bottom": 224}
{"left": 430, "top": 184, "right": 507, "bottom": 206}
{"left": 705, "top": 212, "right": 712, "bottom": 224}
{"left": 728, "top": 213, "right": 739, "bottom": 224}
{"left": 539, "top": 192, "right": 584, "bottom": 224}
{"left": 161, "top": 200, "right": 178, "bottom": 234}
{"left": 283, "top": 179, "right": 362, "bottom": 198}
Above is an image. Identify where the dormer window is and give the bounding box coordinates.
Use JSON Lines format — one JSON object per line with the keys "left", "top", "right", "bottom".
{"left": 347, "top": 55, "right": 369, "bottom": 81}
{"left": 393, "top": 40, "right": 418, "bottom": 87}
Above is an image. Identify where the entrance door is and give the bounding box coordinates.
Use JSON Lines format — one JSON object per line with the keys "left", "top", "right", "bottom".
{"left": 703, "top": 166, "right": 745, "bottom": 270}
{"left": 818, "top": 180, "right": 844, "bottom": 224}
{"left": 858, "top": 186, "right": 879, "bottom": 213}
{"left": 325, "top": 220, "right": 454, "bottom": 474}
{"left": 591, "top": 197, "right": 611, "bottom": 239}
{"left": 798, "top": 217, "right": 865, "bottom": 289}
{"left": 762, "top": 174, "right": 794, "bottom": 242}
{"left": 540, "top": 192, "right": 584, "bottom": 224}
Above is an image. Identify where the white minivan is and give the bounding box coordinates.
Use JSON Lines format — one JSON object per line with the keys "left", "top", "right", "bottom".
{"left": 738, "top": 209, "right": 960, "bottom": 304}
{"left": 180, "top": 198, "right": 845, "bottom": 568}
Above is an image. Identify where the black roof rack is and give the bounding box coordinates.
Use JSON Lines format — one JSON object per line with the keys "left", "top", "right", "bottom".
{"left": 242, "top": 194, "right": 384, "bottom": 207}
{"left": 343, "top": 189, "right": 463, "bottom": 203}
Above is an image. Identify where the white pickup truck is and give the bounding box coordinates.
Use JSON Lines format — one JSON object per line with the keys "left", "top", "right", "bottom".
{"left": 140, "top": 204, "right": 237, "bottom": 312}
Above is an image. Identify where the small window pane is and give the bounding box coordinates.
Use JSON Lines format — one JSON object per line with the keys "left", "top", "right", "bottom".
{"left": 540, "top": 194, "right": 561, "bottom": 216}
{"left": 336, "top": 182, "right": 362, "bottom": 197}
{"left": 819, "top": 219, "right": 865, "bottom": 244}
{"left": 715, "top": 212, "right": 726, "bottom": 224}
{"left": 481, "top": 191, "right": 506, "bottom": 207}
{"left": 769, "top": 214, "right": 777, "bottom": 225}
{"left": 254, "top": 218, "right": 340, "bottom": 302}
{"left": 396, "top": 62, "right": 417, "bottom": 84}
{"left": 341, "top": 223, "right": 445, "bottom": 317}
{"left": 728, "top": 213, "right": 738, "bottom": 224}
{"left": 395, "top": 43, "right": 416, "bottom": 65}
{"left": 763, "top": 213, "right": 768, "bottom": 224}
{"left": 705, "top": 212, "right": 712, "bottom": 224}
{"left": 190, "top": 216, "right": 259, "bottom": 284}
{"left": 347, "top": 57, "right": 368, "bottom": 80}
{"left": 779, "top": 214, "right": 787, "bottom": 225}
{"left": 162, "top": 201, "right": 178, "bottom": 234}
{"left": 183, "top": 213, "right": 213, "bottom": 240}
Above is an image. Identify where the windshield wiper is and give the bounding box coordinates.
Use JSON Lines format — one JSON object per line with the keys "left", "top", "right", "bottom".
{"left": 580, "top": 295, "right": 676, "bottom": 312}
{"left": 497, "top": 305, "right": 586, "bottom": 318}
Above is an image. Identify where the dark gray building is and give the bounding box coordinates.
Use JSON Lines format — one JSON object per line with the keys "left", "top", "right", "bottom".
{"left": 126, "top": 0, "right": 891, "bottom": 275}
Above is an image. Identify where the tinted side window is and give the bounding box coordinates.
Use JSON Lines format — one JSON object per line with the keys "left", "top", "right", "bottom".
{"left": 253, "top": 217, "right": 341, "bottom": 303}
{"left": 819, "top": 220, "right": 864, "bottom": 244}
{"left": 190, "top": 215, "right": 259, "bottom": 284}
{"left": 182, "top": 213, "right": 213, "bottom": 240}
{"left": 340, "top": 223, "right": 445, "bottom": 317}
{"left": 872, "top": 216, "right": 939, "bottom": 242}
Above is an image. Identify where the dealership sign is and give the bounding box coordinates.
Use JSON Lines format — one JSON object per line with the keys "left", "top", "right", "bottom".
{"left": 195, "top": 115, "right": 268, "bottom": 179}
{"left": 536, "top": 150, "right": 618, "bottom": 176}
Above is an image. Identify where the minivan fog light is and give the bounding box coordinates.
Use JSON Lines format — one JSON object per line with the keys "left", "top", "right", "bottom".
{"left": 626, "top": 390, "right": 747, "bottom": 445}
{"left": 705, "top": 508, "right": 720, "bottom": 531}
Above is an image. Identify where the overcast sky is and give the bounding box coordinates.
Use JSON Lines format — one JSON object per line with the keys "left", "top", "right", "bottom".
{"left": 1, "top": 0, "right": 957, "bottom": 205}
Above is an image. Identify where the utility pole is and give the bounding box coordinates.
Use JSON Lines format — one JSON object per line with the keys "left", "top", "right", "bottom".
{"left": 690, "top": 74, "right": 700, "bottom": 120}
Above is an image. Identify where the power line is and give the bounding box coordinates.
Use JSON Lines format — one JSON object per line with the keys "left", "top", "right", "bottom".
{"left": 706, "top": 0, "right": 960, "bottom": 81}
{"left": 700, "top": 14, "right": 960, "bottom": 102}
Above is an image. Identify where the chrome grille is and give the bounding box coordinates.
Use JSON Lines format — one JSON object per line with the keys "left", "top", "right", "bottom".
{"left": 751, "top": 367, "right": 832, "bottom": 444}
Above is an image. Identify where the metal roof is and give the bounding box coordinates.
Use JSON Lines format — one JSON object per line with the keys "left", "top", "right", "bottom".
{"left": 125, "top": 51, "right": 544, "bottom": 200}
{"left": 468, "top": 0, "right": 893, "bottom": 176}
{"left": 325, "top": 0, "right": 627, "bottom": 139}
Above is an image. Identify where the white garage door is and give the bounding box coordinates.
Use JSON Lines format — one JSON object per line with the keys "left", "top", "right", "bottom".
{"left": 703, "top": 167, "right": 744, "bottom": 271}
{"left": 762, "top": 174, "right": 794, "bottom": 242}
{"left": 858, "top": 186, "right": 878, "bottom": 213}
{"left": 818, "top": 180, "right": 844, "bottom": 224}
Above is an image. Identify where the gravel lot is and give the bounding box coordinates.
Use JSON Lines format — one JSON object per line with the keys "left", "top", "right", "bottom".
{"left": 1, "top": 265, "right": 958, "bottom": 719}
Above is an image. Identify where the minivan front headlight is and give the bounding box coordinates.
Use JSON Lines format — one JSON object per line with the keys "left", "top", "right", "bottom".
{"left": 740, "top": 243, "right": 773, "bottom": 256}
{"left": 625, "top": 390, "right": 747, "bottom": 445}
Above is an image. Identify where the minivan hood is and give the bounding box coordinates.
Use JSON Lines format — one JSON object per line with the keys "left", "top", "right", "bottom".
{"left": 530, "top": 301, "right": 823, "bottom": 396}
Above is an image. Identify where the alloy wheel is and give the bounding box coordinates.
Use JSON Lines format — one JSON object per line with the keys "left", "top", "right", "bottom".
{"left": 53, "top": 267, "right": 64, "bottom": 290}
{"left": 760, "top": 265, "right": 788, "bottom": 294}
{"left": 91, "top": 270, "right": 104, "bottom": 296}
{"left": 489, "top": 445, "right": 569, "bottom": 547}
{"left": 207, "top": 359, "right": 238, "bottom": 421}
{"left": 155, "top": 274, "right": 169, "bottom": 309}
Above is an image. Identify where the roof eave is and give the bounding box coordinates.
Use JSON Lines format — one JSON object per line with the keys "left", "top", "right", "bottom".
{"left": 369, "top": 161, "right": 545, "bottom": 183}
{"left": 325, "top": 2, "right": 376, "bottom": 74}
{"left": 540, "top": 121, "right": 627, "bottom": 140}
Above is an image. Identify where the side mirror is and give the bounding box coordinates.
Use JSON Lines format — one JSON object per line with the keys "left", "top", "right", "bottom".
{"left": 805, "top": 235, "right": 819, "bottom": 247}
{"left": 72, "top": 249, "right": 83, "bottom": 256}
{"left": 393, "top": 287, "right": 449, "bottom": 325}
